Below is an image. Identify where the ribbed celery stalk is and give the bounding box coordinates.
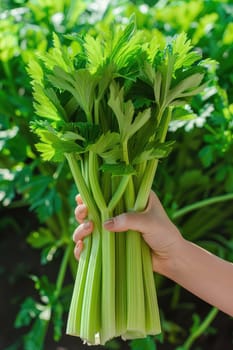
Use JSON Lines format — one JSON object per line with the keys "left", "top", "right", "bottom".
{"left": 125, "top": 229, "right": 146, "bottom": 338}
{"left": 65, "top": 153, "right": 102, "bottom": 344}
{"left": 101, "top": 209, "right": 116, "bottom": 344}
{"left": 89, "top": 151, "right": 116, "bottom": 342}
{"left": 115, "top": 230, "right": 127, "bottom": 335}
{"left": 80, "top": 225, "right": 101, "bottom": 344}
{"left": 123, "top": 136, "right": 147, "bottom": 338}
{"left": 141, "top": 240, "right": 161, "bottom": 334}
{"left": 134, "top": 107, "right": 172, "bottom": 211}
{"left": 65, "top": 153, "right": 101, "bottom": 231}
{"left": 66, "top": 234, "right": 92, "bottom": 335}
{"left": 110, "top": 178, "right": 127, "bottom": 337}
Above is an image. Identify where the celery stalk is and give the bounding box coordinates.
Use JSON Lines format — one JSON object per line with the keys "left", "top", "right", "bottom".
{"left": 125, "top": 229, "right": 146, "bottom": 338}
{"left": 101, "top": 209, "right": 116, "bottom": 344}
{"left": 66, "top": 235, "right": 92, "bottom": 335}
{"left": 65, "top": 153, "right": 101, "bottom": 231}
{"left": 115, "top": 231, "right": 127, "bottom": 336}
{"left": 112, "top": 182, "right": 127, "bottom": 337}
{"left": 141, "top": 240, "right": 161, "bottom": 334}
{"left": 80, "top": 226, "right": 101, "bottom": 344}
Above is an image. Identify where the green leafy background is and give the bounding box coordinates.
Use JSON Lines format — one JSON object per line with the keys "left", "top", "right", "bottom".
{"left": 0, "top": 0, "right": 232, "bottom": 349}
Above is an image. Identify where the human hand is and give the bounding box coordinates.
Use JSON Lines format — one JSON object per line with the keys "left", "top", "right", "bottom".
{"left": 73, "top": 194, "right": 94, "bottom": 261}
{"left": 73, "top": 191, "right": 184, "bottom": 273}
{"left": 73, "top": 192, "right": 233, "bottom": 316}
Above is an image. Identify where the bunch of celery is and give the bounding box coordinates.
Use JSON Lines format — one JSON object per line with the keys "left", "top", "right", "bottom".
{"left": 29, "top": 19, "right": 207, "bottom": 345}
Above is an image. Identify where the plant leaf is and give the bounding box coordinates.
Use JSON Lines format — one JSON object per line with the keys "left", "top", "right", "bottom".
{"left": 90, "top": 131, "right": 120, "bottom": 152}
{"left": 84, "top": 34, "right": 106, "bottom": 73}
{"left": 35, "top": 128, "right": 83, "bottom": 162}
{"left": 27, "top": 228, "right": 55, "bottom": 249}
{"left": 108, "top": 81, "right": 135, "bottom": 141}
{"left": 32, "top": 84, "right": 62, "bottom": 121}
{"left": 39, "top": 33, "right": 74, "bottom": 72}
{"left": 167, "top": 73, "right": 204, "bottom": 105}
{"left": 133, "top": 140, "right": 175, "bottom": 164}
{"left": 128, "top": 108, "right": 151, "bottom": 139}
{"left": 172, "top": 32, "right": 201, "bottom": 70}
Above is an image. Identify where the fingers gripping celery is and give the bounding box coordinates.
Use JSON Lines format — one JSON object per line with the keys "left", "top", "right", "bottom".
{"left": 29, "top": 19, "right": 207, "bottom": 345}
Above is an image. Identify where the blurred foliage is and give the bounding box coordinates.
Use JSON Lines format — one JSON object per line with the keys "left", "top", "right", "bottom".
{"left": 0, "top": 0, "right": 233, "bottom": 349}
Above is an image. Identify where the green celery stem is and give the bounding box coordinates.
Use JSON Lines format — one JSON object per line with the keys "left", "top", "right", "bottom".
{"left": 80, "top": 227, "right": 101, "bottom": 344}
{"left": 126, "top": 229, "right": 146, "bottom": 337}
{"left": 66, "top": 235, "right": 92, "bottom": 336}
{"left": 101, "top": 209, "right": 116, "bottom": 344}
{"left": 111, "top": 179, "right": 127, "bottom": 337}
{"left": 65, "top": 153, "right": 101, "bottom": 231}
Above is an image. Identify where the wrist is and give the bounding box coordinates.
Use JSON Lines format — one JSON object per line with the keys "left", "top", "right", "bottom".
{"left": 153, "top": 235, "right": 187, "bottom": 277}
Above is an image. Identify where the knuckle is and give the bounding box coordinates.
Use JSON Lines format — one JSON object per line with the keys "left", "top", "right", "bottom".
{"left": 72, "top": 224, "right": 84, "bottom": 242}
{"left": 74, "top": 205, "right": 87, "bottom": 223}
{"left": 74, "top": 246, "right": 80, "bottom": 260}
{"left": 72, "top": 221, "right": 93, "bottom": 243}
{"left": 75, "top": 194, "right": 83, "bottom": 205}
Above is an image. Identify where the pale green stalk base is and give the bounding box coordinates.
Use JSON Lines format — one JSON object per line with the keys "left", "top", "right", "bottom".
{"left": 80, "top": 228, "right": 101, "bottom": 344}
{"left": 100, "top": 210, "right": 116, "bottom": 345}
{"left": 66, "top": 235, "right": 92, "bottom": 336}
{"left": 126, "top": 230, "right": 146, "bottom": 336}
{"left": 141, "top": 241, "right": 161, "bottom": 334}
{"left": 115, "top": 231, "right": 127, "bottom": 336}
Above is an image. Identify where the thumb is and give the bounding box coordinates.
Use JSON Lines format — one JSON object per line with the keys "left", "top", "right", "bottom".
{"left": 103, "top": 212, "right": 146, "bottom": 233}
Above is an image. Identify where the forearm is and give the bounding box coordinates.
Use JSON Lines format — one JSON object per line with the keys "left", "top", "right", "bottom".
{"left": 158, "top": 238, "right": 233, "bottom": 316}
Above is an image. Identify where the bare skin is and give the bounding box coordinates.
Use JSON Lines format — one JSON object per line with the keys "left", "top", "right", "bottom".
{"left": 73, "top": 191, "right": 233, "bottom": 317}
